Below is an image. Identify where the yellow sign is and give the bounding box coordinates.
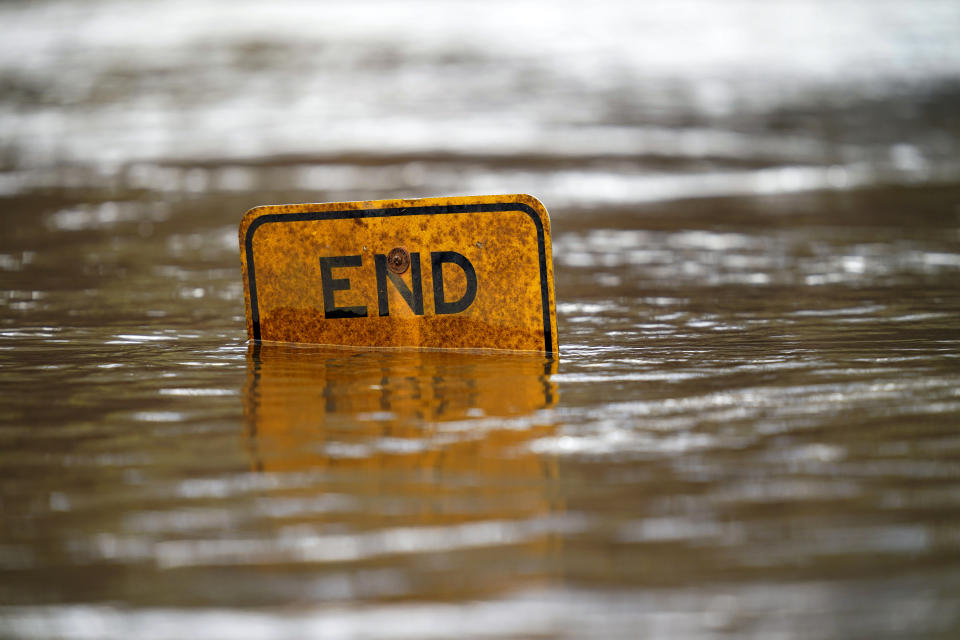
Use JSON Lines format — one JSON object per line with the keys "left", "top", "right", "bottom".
{"left": 239, "top": 194, "right": 558, "bottom": 355}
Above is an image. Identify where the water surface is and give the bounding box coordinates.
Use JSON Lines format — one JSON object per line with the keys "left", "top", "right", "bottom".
{"left": 2, "top": 1, "right": 960, "bottom": 638}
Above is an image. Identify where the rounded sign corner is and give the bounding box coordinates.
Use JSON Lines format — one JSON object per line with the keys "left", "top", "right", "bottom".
{"left": 239, "top": 194, "right": 558, "bottom": 355}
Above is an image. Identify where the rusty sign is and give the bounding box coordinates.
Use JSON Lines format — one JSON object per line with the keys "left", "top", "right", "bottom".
{"left": 239, "top": 194, "right": 558, "bottom": 355}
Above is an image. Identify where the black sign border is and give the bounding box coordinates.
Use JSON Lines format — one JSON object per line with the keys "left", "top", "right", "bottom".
{"left": 244, "top": 202, "right": 554, "bottom": 355}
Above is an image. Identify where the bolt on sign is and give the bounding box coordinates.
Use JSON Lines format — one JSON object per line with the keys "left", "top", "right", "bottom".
{"left": 239, "top": 194, "right": 558, "bottom": 356}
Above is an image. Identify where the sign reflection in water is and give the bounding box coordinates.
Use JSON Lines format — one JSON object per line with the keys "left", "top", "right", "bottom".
{"left": 243, "top": 343, "right": 561, "bottom": 595}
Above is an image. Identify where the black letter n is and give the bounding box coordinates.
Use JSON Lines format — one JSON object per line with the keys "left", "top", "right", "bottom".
{"left": 374, "top": 252, "right": 424, "bottom": 316}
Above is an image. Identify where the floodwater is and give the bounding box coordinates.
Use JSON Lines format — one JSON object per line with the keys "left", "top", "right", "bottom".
{"left": 2, "top": 1, "right": 960, "bottom": 638}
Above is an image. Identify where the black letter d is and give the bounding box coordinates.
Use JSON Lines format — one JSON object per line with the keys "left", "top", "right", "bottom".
{"left": 431, "top": 251, "right": 477, "bottom": 315}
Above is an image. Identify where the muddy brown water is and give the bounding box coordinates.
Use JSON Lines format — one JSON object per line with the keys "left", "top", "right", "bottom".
{"left": 3, "top": 182, "right": 959, "bottom": 639}
{"left": 3, "top": 1, "right": 960, "bottom": 638}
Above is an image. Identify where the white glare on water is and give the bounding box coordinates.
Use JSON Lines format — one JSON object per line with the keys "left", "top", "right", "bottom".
{"left": 1, "top": 0, "right": 959, "bottom": 202}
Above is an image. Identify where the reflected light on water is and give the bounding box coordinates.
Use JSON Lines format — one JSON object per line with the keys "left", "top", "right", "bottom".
{"left": 237, "top": 344, "right": 565, "bottom": 590}
{"left": 2, "top": 0, "right": 960, "bottom": 638}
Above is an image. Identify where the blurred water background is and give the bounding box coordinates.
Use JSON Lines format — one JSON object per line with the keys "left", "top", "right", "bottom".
{"left": 2, "top": 0, "right": 960, "bottom": 638}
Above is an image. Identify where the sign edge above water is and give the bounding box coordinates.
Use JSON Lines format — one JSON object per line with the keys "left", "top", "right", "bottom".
{"left": 239, "top": 193, "right": 558, "bottom": 357}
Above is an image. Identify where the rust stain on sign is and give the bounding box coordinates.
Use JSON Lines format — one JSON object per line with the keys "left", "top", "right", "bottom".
{"left": 239, "top": 194, "right": 558, "bottom": 356}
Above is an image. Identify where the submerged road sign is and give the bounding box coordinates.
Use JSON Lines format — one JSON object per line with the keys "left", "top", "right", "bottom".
{"left": 239, "top": 194, "right": 558, "bottom": 355}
